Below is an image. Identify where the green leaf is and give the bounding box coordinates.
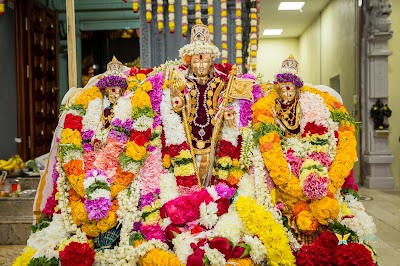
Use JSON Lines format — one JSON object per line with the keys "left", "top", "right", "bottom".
{"left": 341, "top": 188, "right": 360, "bottom": 200}
{"left": 328, "top": 221, "right": 359, "bottom": 243}
{"left": 85, "top": 180, "right": 110, "bottom": 198}
{"left": 129, "top": 232, "right": 145, "bottom": 246}
{"left": 31, "top": 215, "right": 51, "bottom": 233}
{"left": 253, "top": 123, "right": 284, "bottom": 142}
{"left": 330, "top": 110, "right": 362, "bottom": 132}
{"left": 28, "top": 257, "right": 59, "bottom": 266}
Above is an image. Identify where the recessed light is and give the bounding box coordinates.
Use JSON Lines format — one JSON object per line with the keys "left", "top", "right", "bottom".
{"left": 263, "top": 29, "right": 283, "bottom": 36}
{"left": 278, "top": 2, "right": 305, "bottom": 10}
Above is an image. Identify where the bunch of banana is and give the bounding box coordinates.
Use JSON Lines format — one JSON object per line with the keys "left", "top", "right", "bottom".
{"left": 0, "top": 155, "right": 26, "bottom": 172}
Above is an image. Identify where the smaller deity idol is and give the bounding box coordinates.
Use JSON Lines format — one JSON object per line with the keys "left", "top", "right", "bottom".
{"left": 273, "top": 54, "right": 303, "bottom": 136}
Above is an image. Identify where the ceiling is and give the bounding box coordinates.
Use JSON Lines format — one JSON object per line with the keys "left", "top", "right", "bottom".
{"left": 258, "top": 0, "right": 331, "bottom": 39}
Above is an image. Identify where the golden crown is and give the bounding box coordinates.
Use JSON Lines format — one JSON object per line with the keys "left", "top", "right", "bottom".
{"left": 190, "top": 20, "right": 211, "bottom": 44}
{"left": 281, "top": 54, "right": 299, "bottom": 73}
{"left": 105, "top": 56, "right": 125, "bottom": 77}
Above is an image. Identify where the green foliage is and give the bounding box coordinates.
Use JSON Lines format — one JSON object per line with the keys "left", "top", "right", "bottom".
{"left": 132, "top": 107, "right": 157, "bottom": 119}
{"left": 60, "top": 104, "right": 86, "bottom": 116}
{"left": 172, "top": 157, "right": 193, "bottom": 166}
{"left": 253, "top": 123, "right": 284, "bottom": 142}
{"left": 330, "top": 111, "right": 361, "bottom": 132}
{"left": 309, "top": 138, "right": 328, "bottom": 146}
{"left": 31, "top": 215, "right": 51, "bottom": 233}
{"left": 129, "top": 232, "right": 145, "bottom": 246}
{"left": 28, "top": 257, "right": 59, "bottom": 266}
{"left": 341, "top": 188, "right": 361, "bottom": 200}
{"left": 328, "top": 221, "right": 359, "bottom": 243}
{"left": 85, "top": 180, "right": 110, "bottom": 199}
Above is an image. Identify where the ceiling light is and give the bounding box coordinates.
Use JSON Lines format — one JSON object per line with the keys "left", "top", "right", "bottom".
{"left": 278, "top": 2, "right": 305, "bottom": 10}
{"left": 263, "top": 29, "right": 283, "bottom": 36}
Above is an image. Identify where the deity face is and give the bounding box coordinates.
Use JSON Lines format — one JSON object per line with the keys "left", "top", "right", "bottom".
{"left": 191, "top": 53, "right": 213, "bottom": 77}
{"left": 105, "top": 86, "right": 123, "bottom": 104}
{"left": 278, "top": 83, "right": 297, "bottom": 104}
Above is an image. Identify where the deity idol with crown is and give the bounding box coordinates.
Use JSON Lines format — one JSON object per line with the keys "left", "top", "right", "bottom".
{"left": 20, "top": 25, "right": 378, "bottom": 265}
{"left": 252, "top": 55, "right": 378, "bottom": 262}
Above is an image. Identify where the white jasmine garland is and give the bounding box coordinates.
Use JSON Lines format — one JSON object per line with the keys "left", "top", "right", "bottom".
{"left": 83, "top": 175, "right": 109, "bottom": 188}
{"left": 213, "top": 210, "right": 243, "bottom": 245}
{"left": 160, "top": 89, "right": 187, "bottom": 145}
{"left": 237, "top": 173, "right": 255, "bottom": 199}
{"left": 199, "top": 202, "right": 219, "bottom": 229}
{"left": 82, "top": 98, "right": 103, "bottom": 132}
{"left": 28, "top": 214, "right": 69, "bottom": 259}
{"left": 243, "top": 235, "right": 267, "bottom": 264}
{"left": 88, "top": 188, "right": 111, "bottom": 200}
{"left": 172, "top": 231, "right": 198, "bottom": 264}
{"left": 204, "top": 244, "right": 227, "bottom": 266}
{"left": 240, "top": 127, "right": 254, "bottom": 169}
{"left": 112, "top": 96, "right": 133, "bottom": 122}
{"left": 61, "top": 149, "right": 83, "bottom": 164}
{"left": 159, "top": 173, "right": 179, "bottom": 204}
{"left": 133, "top": 115, "right": 154, "bottom": 131}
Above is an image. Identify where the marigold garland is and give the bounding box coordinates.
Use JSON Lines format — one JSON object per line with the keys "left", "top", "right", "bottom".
{"left": 236, "top": 196, "right": 296, "bottom": 265}
{"left": 181, "top": 0, "right": 188, "bottom": 37}
{"left": 168, "top": 0, "right": 175, "bottom": 33}
{"left": 12, "top": 246, "right": 37, "bottom": 266}
{"left": 207, "top": 0, "right": 214, "bottom": 42}
{"left": 145, "top": 0, "right": 152, "bottom": 23}
{"left": 195, "top": 0, "right": 201, "bottom": 22}
{"left": 157, "top": 0, "right": 164, "bottom": 33}
{"left": 221, "top": 0, "right": 228, "bottom": 64}
{"left": 235, "top": 0, "right": 243, "bottom": 66}
{"left": 140, "top": 248, "right": 183, "bottom": 265}
{"left": 249, "top": 6, "right": 258, "bottom": 72}
{"left": 0, "top": 0, "right": 5, "bottom": 16}
{"left": 132, "top": 0, "right": 139, "bottom": 13}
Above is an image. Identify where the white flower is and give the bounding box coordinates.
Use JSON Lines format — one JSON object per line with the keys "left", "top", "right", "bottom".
{"left": 237, "top": 173, "right": 255, "bottom": 199}
{"left": 213, "top": 210, "right": 243, "bottom": 245}
{"left": 172, "top": 232, "right": 198, "bottom": 264}
{"left": 133, "top": 115, "right": 153, "bottom": 131}
{"left": 199, "top": 202, "right": 219, "bottom": 229}
{"left": 159, "top": 173, "right": 179, "bottom": 204}
{"left": 206, "top": 186, "right": 220, "bottom": 201}
{"left": 161, "top": 217, "right": 172, "bottom": 230}
{"left": 28, "top": 214, "right": 69, "bottom": 259}
{"left": 113, "top": 96, "right": 133, "bottom": 122}
{"left": 204, "top": 244, "right": 227, "bottom": 266}
{"left": 160, "top": 89, "right": 187, "bottom": 145}
{"left": 62, "top": 149, "right": 83, "bottom": 164}
{"left": 82, "top": 98, "right": 102, "bottom": 131}
{"left": 243, "top": 235, "right": 267, "bottom": 264}
{"left": 88, "top": 188, "right": 111, "bottom": 199}
{"left": 83, "top": 175, "right": 109, "bottom": 188}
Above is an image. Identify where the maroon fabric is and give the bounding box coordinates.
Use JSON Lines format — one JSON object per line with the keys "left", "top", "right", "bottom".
{"left": 103, "top": 108, "right": 112, "bottom": 129}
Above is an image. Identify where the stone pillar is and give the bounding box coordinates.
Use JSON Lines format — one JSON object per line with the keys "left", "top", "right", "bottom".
{"left": 361, "top": 0, "right": 394, "bottom": 188}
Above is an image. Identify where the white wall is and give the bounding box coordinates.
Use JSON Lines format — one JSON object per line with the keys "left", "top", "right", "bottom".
{"left": 256, "top": 38, "right": 299, "bottom": 82}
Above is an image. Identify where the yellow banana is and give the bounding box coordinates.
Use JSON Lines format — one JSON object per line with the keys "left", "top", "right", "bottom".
{"left": 2, "top": 159, "right": 18, "bottom": 171}
{"left": 0, "top": 157, "right": 15, "bottom": 170}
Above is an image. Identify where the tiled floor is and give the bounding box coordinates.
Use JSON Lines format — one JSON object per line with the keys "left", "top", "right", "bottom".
{"left": 0, "top": 187, "right": 399, "bottom": 266}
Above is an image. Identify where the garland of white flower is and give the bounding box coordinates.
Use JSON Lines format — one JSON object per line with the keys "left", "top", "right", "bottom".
{"left": 251, "top": 146, "right": 302, "bottom": 251}
{"left": 221, "top": 0, "right": 228, "bottom": 64}
{"left": 204, "top": 244, "right": 227, "bottom": 265}
{"left": 157, "top": 0, "right": 164, "bottom": 33}
{"left": 249, "top": 7, "right": 258, "bottom": 72}
{"left": 168, "top": 0, "right": 175, "bottom": 33}
{"left": 145, "top": 0, "right": 152, "bottom": 23}
{"left": 235, "top": 0, "right": 243, "bottom": 66}
{"left": 181, "top": 0, "right": 188, "bottom": 37}
{"left": 239, "top": 126, "right": 253, "bottom": 169}
{"left": 207, "top": 0, "right": 214, "bottom": 42}
{"left": 195, "top": 0, "right": 201, "bottom": 22}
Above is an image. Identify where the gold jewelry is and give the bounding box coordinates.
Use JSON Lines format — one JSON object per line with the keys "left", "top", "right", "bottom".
{"left": 276, "top": 98, "right": 300, "bottom": 131}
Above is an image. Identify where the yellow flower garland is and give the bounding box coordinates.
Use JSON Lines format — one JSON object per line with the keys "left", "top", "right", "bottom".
{"left": 236, "top": 196, "right": 296, "bottom": 265}
{"left": 12, "top": 246, "right": 37, "bottom": 266}
{"left": 140, "top": 248, "right": 183, "bottom": 266}
{"left": 251, "top": 86, "right": 357, "bottom": 224}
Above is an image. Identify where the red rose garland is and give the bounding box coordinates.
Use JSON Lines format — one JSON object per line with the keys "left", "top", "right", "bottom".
{"left": 59, "top": 242, "right": 95, "bottom": 266}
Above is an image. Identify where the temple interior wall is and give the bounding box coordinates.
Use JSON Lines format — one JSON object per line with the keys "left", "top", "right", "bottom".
{"left": 388, "top": 2, "right": 400, "bottom": 188}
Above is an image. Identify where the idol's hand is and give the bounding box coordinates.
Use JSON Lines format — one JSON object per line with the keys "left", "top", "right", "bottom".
{"left": 224, "top": 109, "right": 236, "bottom": 127}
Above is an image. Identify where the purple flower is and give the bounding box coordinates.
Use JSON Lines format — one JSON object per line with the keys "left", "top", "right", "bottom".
{"left": 111, "top": 118, "right": 134, "bottom": 131}
{"left": 146, "top": 145, "right": 156, "bottom": 152}
{"left": 83, "top": 142, "right": 94, "bottom": 152}
{"left": 148, "top": 73, "right": 163, "bottom": 129}
{"left": 52, "top": 159, "right": 59, "bottom": 185}
{"left": 85, "top": 169, "right": 107, "bottom": 179}
{"left": 215, "top": 183, "right": 236, "bottom": 199}
{"left": 96, "top": 75, "right": 128, "bottom": 90}
{"left": 139, "top": 189, "right": 160, "bottom": 209}
{"left": 81, "top": 130, "right": 94, "bottom": 141}
{"left": 108, "top": 129, "right": 129, "bottom": 143}
{"left": 302, "top": 174, "right": 329, "bottom": 200}
{"left": 84, "top": 197, "right": 112, "bottom": 220}
{"left": 274, "top": 73, "right": 303, "bottom": 88}
{"left": 239, "top": 99, "right": 252, "bottom": 127}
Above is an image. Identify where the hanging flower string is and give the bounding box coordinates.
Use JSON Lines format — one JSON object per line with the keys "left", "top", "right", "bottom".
{"left": 168, "top": 0, "right": 175, "bottom": 33}
{"left": 132, "top": 0, "right": 139, "bottom": 13}
{"left": 145, "top": 0, "right": 152, "bottom": 23}
{"left": 249, "top": 5, "right": 258, "bottom": 72}
{"left": 221, "top": 0, "right": 228, "bottom": 64}
{"left": 182, "top": 0, "right": 188, "bottom": 37}
{"left": 235, "top": 0, "right": 243, "bottom": 66}
{"left": 207, "top": 0, "right": 214, "bottom": 42}
{"left": 0, "top": 0, "right": 5, "bottom": 16}
{"left": 195, "top": 0, "right": 201, "bottom": 22}
{"left": 157, "top": 0, "right": 164, "bottom": 33}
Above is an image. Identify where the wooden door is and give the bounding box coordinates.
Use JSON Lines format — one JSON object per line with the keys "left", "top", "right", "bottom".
{"left": 15, "top": 0, "right": 59, "bottom": 160}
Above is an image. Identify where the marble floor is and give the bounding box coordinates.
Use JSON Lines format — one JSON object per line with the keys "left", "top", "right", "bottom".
{"left": 0, "top": 187, "right": 399, "bottom": 266}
